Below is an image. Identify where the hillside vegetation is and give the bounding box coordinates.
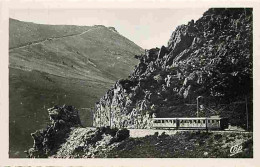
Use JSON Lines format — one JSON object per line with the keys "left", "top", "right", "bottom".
{"left": 9, "top": 18, "right": 143, "bottom": 157}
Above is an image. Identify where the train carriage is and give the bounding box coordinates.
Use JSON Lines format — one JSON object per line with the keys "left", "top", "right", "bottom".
{"left": 152, "top": 117, "right": 228, "bottom": 130}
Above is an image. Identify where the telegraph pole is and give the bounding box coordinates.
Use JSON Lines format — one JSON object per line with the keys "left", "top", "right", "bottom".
{"left": 196, "top": 96, "right": 203, "bottom": 117}
{"left": 245, "top": 96, "right": 249, "bottom": 131}
{"left": 110, "top": 105, "right": 112, "bottom": 127}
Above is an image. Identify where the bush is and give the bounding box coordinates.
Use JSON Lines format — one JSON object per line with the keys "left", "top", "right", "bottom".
{"left": 214, "top": 134, "right": 223, "bottom": 140}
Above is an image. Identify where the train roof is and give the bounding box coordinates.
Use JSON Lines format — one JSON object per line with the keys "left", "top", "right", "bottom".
{"left": 152, "top": 117, "right": 223, "bottom": 120}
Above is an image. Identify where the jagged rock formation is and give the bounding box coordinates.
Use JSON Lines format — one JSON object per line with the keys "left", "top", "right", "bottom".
{"left": 26, "top": 105, "right": 83, "bottom": 157}
{"left": 27, "top": 105, "right": 130, "bottom": 158}
{"left": 94, "top": 8, "right": 253, "bottom": 129}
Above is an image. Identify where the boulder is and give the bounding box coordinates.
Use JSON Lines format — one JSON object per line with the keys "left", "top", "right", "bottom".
{"left": 115, "top": 128, "right": 130, "bottom": 142}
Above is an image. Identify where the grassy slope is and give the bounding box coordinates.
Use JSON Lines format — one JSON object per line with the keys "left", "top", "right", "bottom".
{"left": 9, "top": 18, "right": 143, "bottom": 157}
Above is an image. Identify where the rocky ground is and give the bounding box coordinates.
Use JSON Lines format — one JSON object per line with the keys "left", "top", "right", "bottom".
{"left": 52, "top": 128, "right": 253, "bottom": 158}
{"left": 102, "top": 131, "right": 253, "bottom": 158}
{"left": 26, "top": 105, "right": 130, "bottom": 158}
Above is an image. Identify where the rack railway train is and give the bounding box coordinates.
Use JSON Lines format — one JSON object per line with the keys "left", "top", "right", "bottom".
{"left": 152, "top": 117, "right": 229, "bottom": 130}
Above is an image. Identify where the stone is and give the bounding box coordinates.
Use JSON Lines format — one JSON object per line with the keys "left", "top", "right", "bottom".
{"left": 115, "top": 128, "right": 130, "bottom": 142}
{"left": 158, "top": 45, "right": 168, "bottom": 59}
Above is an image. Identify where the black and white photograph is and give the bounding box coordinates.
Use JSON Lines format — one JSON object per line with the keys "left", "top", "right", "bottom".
{"left": 0, "top": 0, "right": 259, "bottom": 166}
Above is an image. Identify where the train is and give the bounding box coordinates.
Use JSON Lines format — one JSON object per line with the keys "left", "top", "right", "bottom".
{"left": 152, "top": 117, "right": 229, "bottom": 130}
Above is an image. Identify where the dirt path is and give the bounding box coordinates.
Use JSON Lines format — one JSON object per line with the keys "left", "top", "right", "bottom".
{"left": 9, "top": 28, "right": 97, "bottom": 51}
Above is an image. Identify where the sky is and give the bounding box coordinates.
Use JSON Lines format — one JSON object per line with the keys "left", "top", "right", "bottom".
{"left": 9, "top": 8, "right": 208, "bottom": 49}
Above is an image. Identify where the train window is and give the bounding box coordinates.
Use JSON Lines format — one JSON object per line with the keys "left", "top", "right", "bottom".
{"left": 194, "top": 120, "right": 197, "bottom": 123}
{"left": 198, "top": 120, "right": 201, "bottom": 123}
{"left": 189, "top": 120, "right": 192, "bottom": 123}
{"left": 173, "top": 120, "right": 176, "bottom": 123}
{"left": 208, "top": 120, "right": 210, "bottom": 123}
{"left": 212, "top": 120, "right": 215, "bottom": 123}
{"left": 203, "top": 120, "right": 205, "bottom": 123}
{"left": 162, "top": 120, "right": 165, "bottom": 123}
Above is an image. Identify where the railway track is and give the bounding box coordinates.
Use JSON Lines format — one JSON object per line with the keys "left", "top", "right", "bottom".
{"left": 128, "top": 129, "right": 252, "bottom": 138}
{"left": 85, "top": 127, "right": 251, "bottom": 138}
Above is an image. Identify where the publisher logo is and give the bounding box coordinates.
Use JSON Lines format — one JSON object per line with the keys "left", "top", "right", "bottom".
{"left": 230, "top": 144, "right": 243, "bottom": 156}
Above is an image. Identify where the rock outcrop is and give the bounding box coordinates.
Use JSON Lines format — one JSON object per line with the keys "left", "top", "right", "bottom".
{"left": 94, "top": 8, "right": 253, "bottom": 130}
{"left": 27, "top": 105, "right": 130, "bottom": 158}
{"left": 26, "top": 105, "right": 83, "bottom": 157}
{"left": 52, "top": 127, "right": 129, "bottom": 158}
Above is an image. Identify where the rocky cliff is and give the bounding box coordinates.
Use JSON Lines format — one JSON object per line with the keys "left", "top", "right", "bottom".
{"left": 93, "top": 8, "right": 253, "bottom": 130}
{"left": 27, "top": 105, "right": 130, "bottom": 158}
